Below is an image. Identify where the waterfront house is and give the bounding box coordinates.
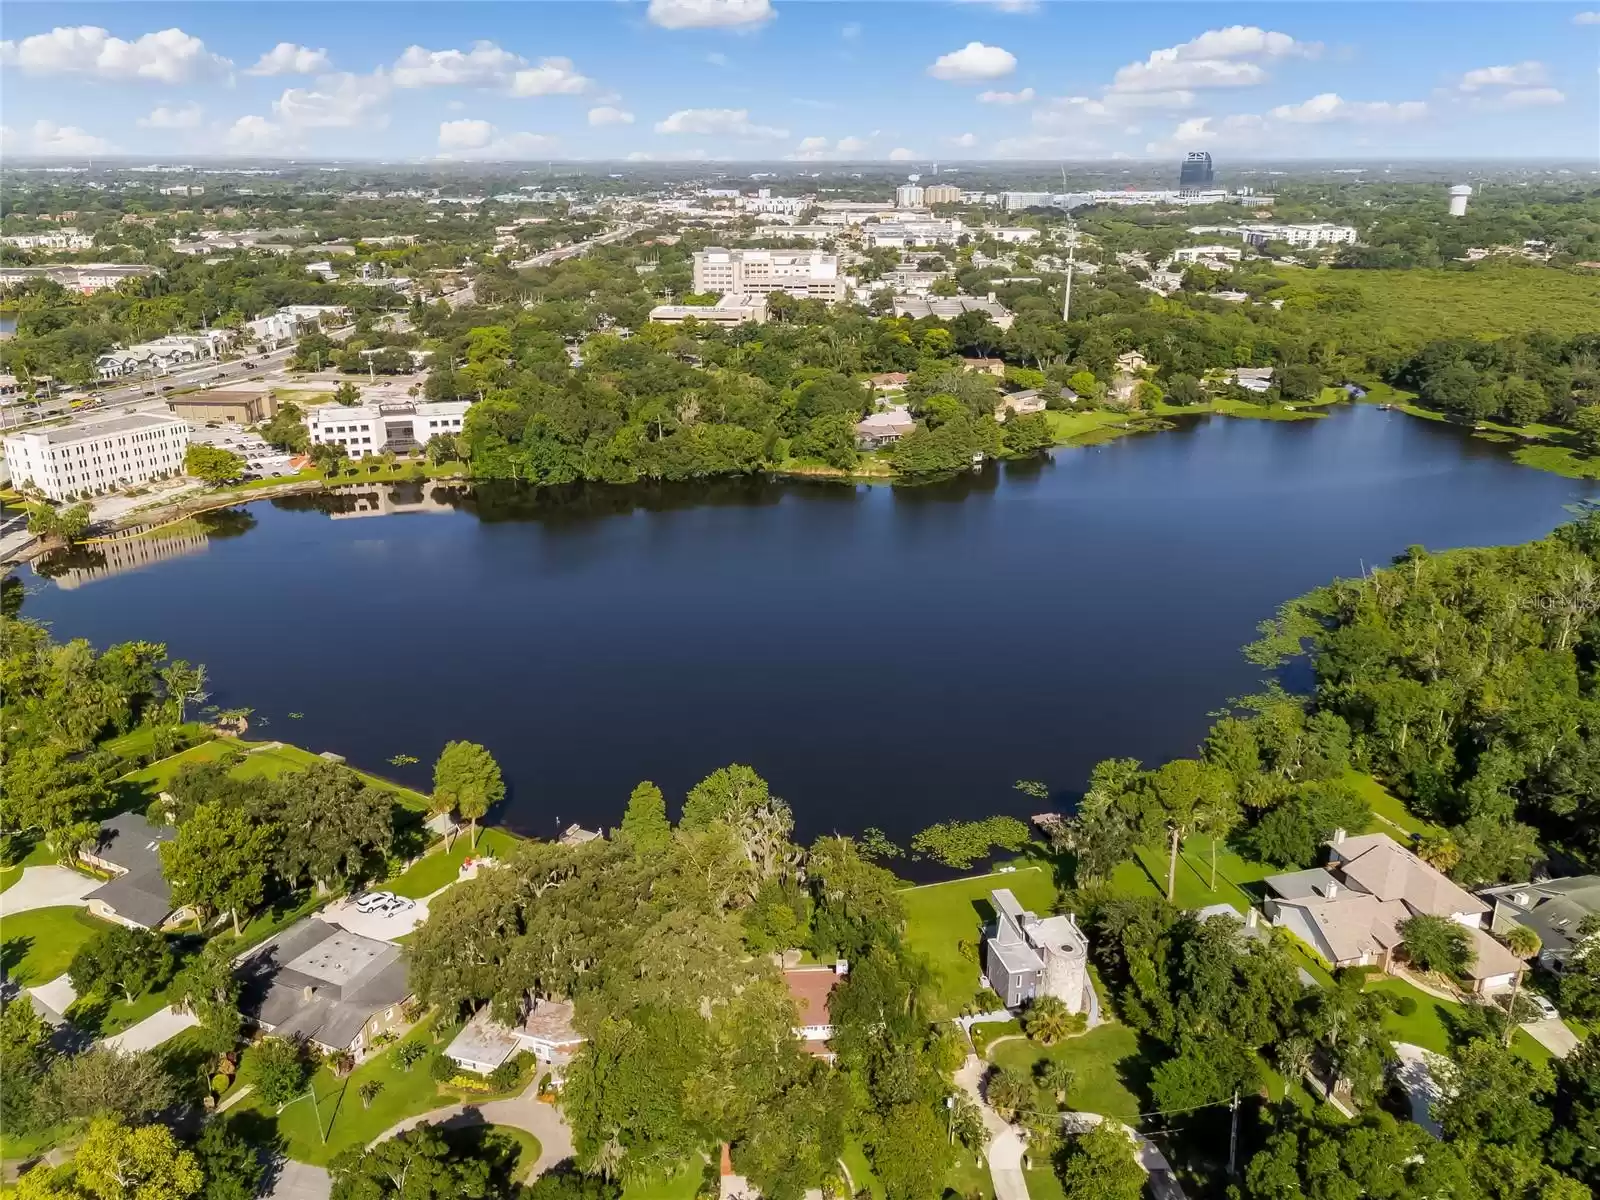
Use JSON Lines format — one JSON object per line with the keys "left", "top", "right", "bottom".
{"left": 784, "top": 964, "right": 844, "bottom": 1059}
{"left": 855, "top": 406, "right": 916, "bottom": 450}
{"left": 982, "top": 888, "right": 1092, "bottom": 1014}
{"left": 81, "top": 812, "right": 186, "bottom": 931}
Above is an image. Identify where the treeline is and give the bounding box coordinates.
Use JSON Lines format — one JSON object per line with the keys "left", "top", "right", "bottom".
{"left": 1392, "top": 330, "right": 1600, "bottom": 438}
{"left": 407, "top": 766, "right": 974, "bottom": 1198}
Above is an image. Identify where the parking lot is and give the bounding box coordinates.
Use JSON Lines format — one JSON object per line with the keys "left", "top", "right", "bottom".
{"left": 320, "top": 892, "right": 430, "bottom": 942}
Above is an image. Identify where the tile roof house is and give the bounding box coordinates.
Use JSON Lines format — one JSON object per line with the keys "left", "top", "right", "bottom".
{"left": 81, "top": 812, "right": 186, "bottom": 931}
{"left": 783, "top": 965, "right": 844, "bottom": 1059}
{"left": 1264, "top": 832, "right": 1511, "bottom": 990}
{"left": 237, "top": 919, "right": 413, "bottom": 1057}
{"left": 1482, "top": 876, "right": 1600, "bottom": 971}
{"left": 444, "top": 997, "right": 586, "bottom": 1077}
{"left": 855, "top": 405, "right": 916, "bottom": 450}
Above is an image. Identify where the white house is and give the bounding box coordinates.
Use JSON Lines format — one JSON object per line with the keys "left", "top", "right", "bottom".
{"left": 444, "top": 998, "right": 586, "bottom": 1077}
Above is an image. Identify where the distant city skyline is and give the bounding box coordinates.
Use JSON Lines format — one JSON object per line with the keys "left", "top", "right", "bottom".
{"left": 2, "top": 2, "right": 1596, "bottom": 162}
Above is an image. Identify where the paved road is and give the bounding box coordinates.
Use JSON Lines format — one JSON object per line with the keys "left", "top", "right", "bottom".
{"left": 954, "top": 1055, "right": 1030, "bottom": 1200}
{"left": 0, "top": 867, "right": 98, "bottom": 916}
{"left": 261, "top": 1160, "right": 331, "bottom": 1200}
{"left": 368, "top": 1080, "right": 575, "bottom": 1178}
{"left": 510, "top": 224, "right": 646, "bottom": 270}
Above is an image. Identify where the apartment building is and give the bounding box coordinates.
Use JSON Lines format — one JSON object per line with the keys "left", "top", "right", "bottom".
{"left": 307, "top": 399, "right": 471, "bottom": 458}
{"left": 921, "top": 184, "right": 962, "bottom": 205}
{"left": 692, "top": 248, "right": 846, "bottom": 303}
{"left": 3, "top": 412, "right": 191, "bottom": 500}
{"left": 895, "top": 184, "right": 925, "bottom": 209}
{"left": 0, "top": 264, "right": 162, "bottom": 295}
{"left": 1, "top": 228, "right": 95, "bottom": 252}
{"left": 1240, "top": 223, "right": 1358, "bottom": 249}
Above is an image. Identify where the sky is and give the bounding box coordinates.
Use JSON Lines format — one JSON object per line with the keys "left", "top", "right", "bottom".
{"left": 1, "top": 1, "right": 1597, "bottom": 163}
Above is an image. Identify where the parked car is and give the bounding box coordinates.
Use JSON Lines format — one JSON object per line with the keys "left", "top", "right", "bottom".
{"left": 1533, "top": 995, "right": 1560, "bottom": 1021}
{"left": 379, "top": 896, "right": 415, "bottom": 916}
{"left": 354, "top": 891, "right": 397, "bottom": 912}
{"left": 242, "top": 360, "right": 258, "bottom": 369}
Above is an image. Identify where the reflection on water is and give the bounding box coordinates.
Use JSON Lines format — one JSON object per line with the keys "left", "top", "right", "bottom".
{"left": 36, "top": 508, "right": 256, "bottom": 588}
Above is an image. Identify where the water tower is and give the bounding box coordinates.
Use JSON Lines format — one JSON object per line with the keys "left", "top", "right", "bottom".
{"left": 1448, "top": 184, "right": 1472, "bottom": 217}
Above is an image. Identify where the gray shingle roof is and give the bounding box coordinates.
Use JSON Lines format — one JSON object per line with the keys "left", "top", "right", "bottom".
{"left": 237, "top": 919, "right": 411, "bottom": 1052}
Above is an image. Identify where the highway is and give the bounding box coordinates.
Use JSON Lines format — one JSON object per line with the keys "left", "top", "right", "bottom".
{"left": 509, "top": 223, "right": 647, "bottom": 270}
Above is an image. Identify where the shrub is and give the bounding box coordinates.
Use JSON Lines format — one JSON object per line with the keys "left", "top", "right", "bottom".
{"left": 395, "top": 1041, "right": 427, "bottom": 1072}
{"left": 1392, "top": 995, "right": 1418, "bottom": 1018}
{"left": 488, "top": 1058, "right": 522, "bottom": 1092}
{"left": 429, "top": 1051, "right": 459, "bottom": 1083}
{"left": 211, "top": 1073, "right": 231, "bottom": 1095}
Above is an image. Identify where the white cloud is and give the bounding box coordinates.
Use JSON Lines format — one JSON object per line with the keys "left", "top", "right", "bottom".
{"left": 1575, "top": 11, "right": 1600, "bottom": 22}
{"left": 438, "top": 118, "right": 494, "bottom": 151}
{"left": 1110, "top": 26, "right": 1318, "bottom": 94}
{"left": 588, "top": 105, "right": 636, "bottom": 126}
{"left": 706, "top": 51, "right": 730, "bottom": 67}
{"left": 1145, "top": 113, "right": 1272, "bottom": 156}
{"left": 928, "top": 42, "right": 1017, "bottom": 82}
{"left": 1268, "top": 93, "right": 1427, "bottom": 123}
{"left": 1459, "top": 61, "right": 1548, "bottom": 91}
{"left": 0, "top": 25, "right": 230, "bottom": 83}
{"left": 2, "top": 119, "right": 115, "bottom": 156}
{"left": 977, "top": 86, "right": 1034, "bottom": 105}
{"left": 888, "top": 147, "right": 917, "bottom": 161}
{"left": 137, "top": 103, "right": 204, "bottom": 129}
{"left": 1500, "top": 87, "right": 1566, "bottom": 107}
{"left": 246, "top": 42, "right": 331, "bottom": 76}
{"left": 390, "top": 42, "right": 592, "bottom": 96}
{"left": 273, "top": 72, "right": 391, "bottom": 129}
{"left": 835, "top": 135, "right": 870, "bottom": 153}
{"left": 224, "top": 114, "right": 299, "bottom": 154}
{"left": 947, "top": 132, "right": 979, "bottom": 148}
{"left": 437, "top": 119, "right": 558, "bottom": 158}
{"left": 787, "top": 133, "right": 872, "bottom": 160}
{"left": 655, "top": 107, "right": 787, "bottom": 138}
{"left": 647, "top": 0, "right": 775, "bottom": 30}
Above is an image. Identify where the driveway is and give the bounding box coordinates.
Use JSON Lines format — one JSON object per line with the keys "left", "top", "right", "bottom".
{"left": 260, "top": 1160, "right": 330, "bottom": 1200}
{"left": 954, "top": 1055, "right": 1030, "bottom": 1200}
{"left": 319, "top": 895, "right": 430, "bottom": 942}
{"left": 98, "top": 1006, "right": 198, "bottom": 1054}
{"left": 368, "top": 1080, "right": 574, "bottom": 1178}
{"left": 1523, "top": 1017, "right": 1581, "bottom": 1059}
{"left": 0, "top": 866, "right": 98, "bottom": 916}
{"left": 28, "top": 975, "right": 78, "bottom": 1024}
{"left": 1390, "top": 1043, "right": 1445, "bottom": 1138}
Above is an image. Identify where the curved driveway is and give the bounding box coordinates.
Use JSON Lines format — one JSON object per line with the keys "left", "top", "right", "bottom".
{"left": 368, "top": 1081, "right": 574, "bottom": 1178}
{"left": 0, "top": 866, "right": 97, "bottom": 916}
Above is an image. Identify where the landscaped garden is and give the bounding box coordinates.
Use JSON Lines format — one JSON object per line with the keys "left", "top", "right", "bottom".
{"left": 987, "top": 1023, "right": 1147, "bottom": 1124}
{"left": 386, "top": 827, "right": 522, "bottom": 899}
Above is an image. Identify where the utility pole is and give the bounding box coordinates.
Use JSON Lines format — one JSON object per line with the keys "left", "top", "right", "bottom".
{"left": 1227, "top": 1089, "right": 1240, "bottom": 1177}
{"left": 309, "top": 1083, "right": 326, "bottom": 1145}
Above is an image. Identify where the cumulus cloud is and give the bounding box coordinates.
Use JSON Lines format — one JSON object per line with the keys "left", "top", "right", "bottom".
{"left": 137, "top": 102, "right": 204, "bottom": 129}
{"left": 1575, "top": 11, "right": 1600, "bottom": 22}
{"left": 0, "top": 25, "right": 230, "bottom": 83}
{"left": 391, "top": 42, "right": 592, "bottom": 95}
{"left": 1110, "top": 25, "right": 1317, "bottom": 94}
{"left": 273, "top": 72, "right": 391, "bottom": 128}
{"left": 588, "top": 105, "right": 636, "bottom": 126}
{"left": 224, "top": 114, "right": 299, "bottom": 154}
{"left": 1459, "top": 61, "right": 1548, "bottom": 91}
{"left": 1268, "top": 93, "right": 1427, "bottom": 123}
{"left": 887, "top": 147, "right": 916, "bottom": 161}
{"left": 647, "top": 0, "right": 775, "bottom": 30}
{"left": 928, "top": 42, "right": 1017, "bottom": 82}
{"left": 247, "top": 42, "right": 331, "bottom": 76}
{"left": 1, "top": 119, "right": 115, "bottom": 156}
{"left": 789, "top": 133, "right": 872, "bottom": 159}
{"left": 1499, "top": 87, "right": 1566, "bottom": 107}
{"left": 977, "top": 86, "right": 1034, "bottom": 104}
{"left": 655, "top": 107, "right": 787, "bottom": 138}
{"left": 437, "top": 119, "right": 558, "bottom": 158}
{"left": 947, "top": 132, "right": 979, "bottom": 148}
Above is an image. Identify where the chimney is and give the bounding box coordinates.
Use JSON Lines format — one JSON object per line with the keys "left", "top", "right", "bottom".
{"left": 302, "top": 985, "right": 316, "bottom": 1002}
{"left": 1332, "top": 828, "right": 1347, "bottom": 846}
{"left": 834, "top": 959, "right": 849, "bottom": 976}
{"left": 1324, "top": 881, "right": 1339, "bottom": 900}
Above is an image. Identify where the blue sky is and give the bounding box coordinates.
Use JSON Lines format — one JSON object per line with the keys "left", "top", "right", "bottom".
{"left": 2, "top": 1, "right": 1596, "bottom": 161}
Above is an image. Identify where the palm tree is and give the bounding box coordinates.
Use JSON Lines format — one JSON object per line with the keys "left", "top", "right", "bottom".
{"left": 985, "top": 1066, "right": 1032, "bottom": 1122}
{"left": 1024, "top": 995, "right": 1078, "bottom": 1046}
{"left": 1036, "top": 1059, "right": 1076, "bottom": 1105}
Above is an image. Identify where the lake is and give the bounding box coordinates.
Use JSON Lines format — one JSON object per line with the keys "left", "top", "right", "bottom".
{"left": 21, "top": 404, "right": 1599, "bottom": 846}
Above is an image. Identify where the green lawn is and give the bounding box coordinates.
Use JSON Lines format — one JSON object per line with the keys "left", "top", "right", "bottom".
{"left": 0, "top": 837, "right": 60, "bottom": 894}
{"left": 971, "top": 1019, "right": 1022, "bottom": 1058}
{"left": 386, "top": 829, "right": 521, "bottom": 899}
{"left": 1, "top": 906, "right": 118, "bottom": 986}
{"left": 459, "top": 1125, "right": 540, "bottom": 1182}
{"left": 945, "top": 1150, "right": 993, "bottom": 1199}
{"left": 620, "top": 1165, "right": 705, "bottom": 1200}
{"left": 1107, "top": 836, "right": 1277, "bottom": 911}
{"left": 227, "top": 1018, "right": 466, "bottom": 1165}
{"left": 988, "top": 1023, "right": 1147, "bottom": 1124}
{"left": 1363, "top": 976, "right": 1551, "bottom": 1065}
{"left": 841, "top": 1138, "right": 885, "bottom": 1199}
{"left": 1344, "top": 771, "right": 1444, "bottom": 840}
{"left": 900, "top": 865, "right": 1059, "bottom": 1019}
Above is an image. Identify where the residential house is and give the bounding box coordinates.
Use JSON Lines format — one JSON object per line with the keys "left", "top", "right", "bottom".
{"left": 444, "top": 997, "right": 586, "bottom": 1077}
{"left": 81, "top": 812, "right": 185, "bottom": 931}
{"left": 855, "top": 406, "right": 915, "bottom": 449}
{"left": 1114, "top": 350, "right": 1148, "bottom": 374}
{"left": 1264, "top": 831, "right": 1518, "bottom": 993}
{"left": 237, "top": 919, "right": 413, "bottom": 1057}
{"left": 784, "top": 964, "right": 844, "bottom": 1059}
{"left": 1482, "top": 876, "right": 1600, "bottom": 972}
{"left": 983, "top": 888, "right": 1092, "bottom": 1014}
{"left": 960, "top": 357, "right": 1007, "bottom": 377}
{"left": 1230, "top": 367, "right": 1275, "bottom": 394}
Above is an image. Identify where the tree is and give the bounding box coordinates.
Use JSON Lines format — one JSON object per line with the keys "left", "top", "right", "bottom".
{"left": 1573, "top": 405, "right": 1600, "bottom": 457}
{"left": 432, "top": 741, "right": 504, "bottom": 848}
{"left": 191, "top": 1119, "right": 265, "bottom": 1200}
{"left": 618, "top": 781, "right": 669, "bottom": 851}
{"left": 21, "top": 1116, "right": 203, "bottom": 1200}
{"left": 38, "top": 1047, "right": 179, "bottom": 1125}
{"left": 69, "top": 925, "right": 175, "bottom": 1003}
{"left": 172, "top": 940, "right": 243, "bottom": 1053}
{"left": 1550, "top": 1037, "right": 1600, "bottom": 1187}
{"left": 334, "top": 380, "right": 362, "bottom": 406}
{"left": 26, "top": 502, "right": 93, "bottom": 543}
{"left": 985, "top": 1065, "right": 1032, "bottom": 1121}
{"left": 1055, "top": 1122, "right": 1144, "bottom": 1200}
{"left": 275, "top": 763, "right": 393, "bottom": 892}
{"left": 253, "top": 1037, "right": 312, "bottom": 1110}
{"left": 681, "top": 764, "right": 797, "bottom": 890}
{"left": 1024, "top": 995, "right": 1082, "bottom": 1046}
{"left": 1435, "top": 1036, "right": 1554, "bottom": 1151}
{"left": 184, "top": 444, "right": 247, "bottom": 486}
{"left": 329, "top": 1123, "right": 495, "bottom": 1200}
{"left": 359, "top": 1079, "right": 385, "bottom": 1109}
{"left": 1278, "top": 364, "right": 1323, "bottom": 402}
{"left": 1165, "top": 374, "right": 1204, "bottom": 406}
{"left": 1504, "top": 924, "right": 1541, "bottom": 960}
{"left": 160, "top": 800, "right": 275, "bottom": 935}
{"left": 1036, "top": 1059, "right": 1076, "bottom": 1105}
{"left": 0, "top": 995, "right": 56, "bottom": 1134}
{"left": 1137, "top": 759, "right": 1229, "bottom": 901}
{"left": 1399, "top": 914, "right": 1475, "bottom": 978}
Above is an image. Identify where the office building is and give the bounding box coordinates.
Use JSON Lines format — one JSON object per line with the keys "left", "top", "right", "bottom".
{"left": 921, "top": 184, "right": 962, "bottom": 206}
{"left": 1448, "top": 185, "right": 1473, "bottom": 218}
{"left": 895, "top": 183, "right": 925, "bottom": 209}
{"left": 1179, "top": 151, "right": 1214, "bottom": 193}
{"left": 1238, "top": 222, "right": 1357, "bottom": 249}
{"left": 307, "top": 399, "right": 471, "bottom": 458}
{"left": 862, "top": 218, "right": 965, "bottom": 249}
{"left": 648, "top": 295, "right": 769, "bottom": 327}
{"left": 692, "top": 248, "right": 845, "bottom": 302}
{"left": 169, "top": 384, "right": 280, "bottom": 425}
{"left": 3, "top": 412, "right": 191, "bottom": 500}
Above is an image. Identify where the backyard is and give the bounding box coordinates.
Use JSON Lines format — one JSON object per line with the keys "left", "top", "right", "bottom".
{"left": 987, "top": 1023, "right": 1148, "bottom": 1125}
{"left": 386, "top": 828, "right": 522, "bottom": 899}
{"left": 0, "top": 906, "right": 119, "bottom": 987}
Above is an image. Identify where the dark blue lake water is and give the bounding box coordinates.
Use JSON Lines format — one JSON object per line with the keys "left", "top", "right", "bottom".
{"left": 22, "top": 404, "right": 1598, "bottom": 844}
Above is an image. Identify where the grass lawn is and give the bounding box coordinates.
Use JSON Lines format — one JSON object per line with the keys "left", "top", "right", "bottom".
{"left": 386, "top": 828, "right": 521, "bottom": 899}
{"left": 901, "top": 865, "right": 1059, "bottom": 1020}
{"left": 945, "top": 1150, "right": 993, "bottom": 1199}
{"left": 101, "top": 722, "right": 210, "bottom": 764}
{"left": 988, "top": 1023, "right": 1147, "bottom": 1124}
{"left": 228, "top": 1018, "right": 465, "bottom": 1165}
{"left": 1107, "top": 837, "right": 1277, "bottom": 912}
{"left": 0, "top": 837, "right": 60, "bottom": 894}
{"left": 1, "top": 906, "right": 118, "bottom": 986}
{"left": 842, "top": 1138, "right": 885, "bottom": 1199}
{"left": 1345, "top": 771, "right": 1444, "bottom": 840}
{"left": 620, "top": 1165, "right": 705, "bottom": 1200}
{"left": 460, "top": 1125, "right": 540, "bottom": 1181}
{"left": 971, "top": 1019, "right": 1021, "bottom": 1058}
{"left": 1364, "top": 976, "right": 1551, "bottom": 1065}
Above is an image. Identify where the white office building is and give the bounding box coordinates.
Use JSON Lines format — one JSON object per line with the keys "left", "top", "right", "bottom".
{"left": 862, "top": 218, "right": 965, "bottom": 249}
{"left": 1239, "top": 222, "right": 1358, "bottom": 249}
{"left": 692, "top": 248, "right": 846, "bottom": 303}
{"left": 649, "top": 295, "right": 769, "bottom": 327}
{"left": 1170, "top": 244, "right": 1244, "bottom": 263}
{"left": 4, "top": 412, "right": 191, "bottom": 500}
{"left": 307, "top": 399, "right": 471, "bottom": 458}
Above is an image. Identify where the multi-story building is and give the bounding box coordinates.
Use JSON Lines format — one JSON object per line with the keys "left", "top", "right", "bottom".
{"left": 306, "top": 399, "right": 471, "bottom": 458}
{"left": 3, "top": 412, "right": 191, "bottom": 500}
{"left": 1170, "top": 243, "right": 1243, "bottom": 263}
{"left": 1239, "top": 222, "right": 1358, "bottom": 249}
{"left": 648, "top": 295, "right": 769, "bottom": 327}
{"left": 0, "top": 264, "right": 162, "bottom": 295}
{"left": 692, "top": 248, "right": 846, "bottom": 303}
{"left": 983, "top": 888, "right": 1092, "bottom": 1014}
{"left": 862, "top": 218, "right": 965, "bottom": 248}
{"left": 1, "top": 228, "right": 95, "bottom": 252}
{"left": 895, "top": 183, "right": 925, "bottom": 209}
{"left": 921, "top": 184, "right": 962, "bottom": 206}
{"left": 1179, "top": 151, "right": 1215, "bottom": 193}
